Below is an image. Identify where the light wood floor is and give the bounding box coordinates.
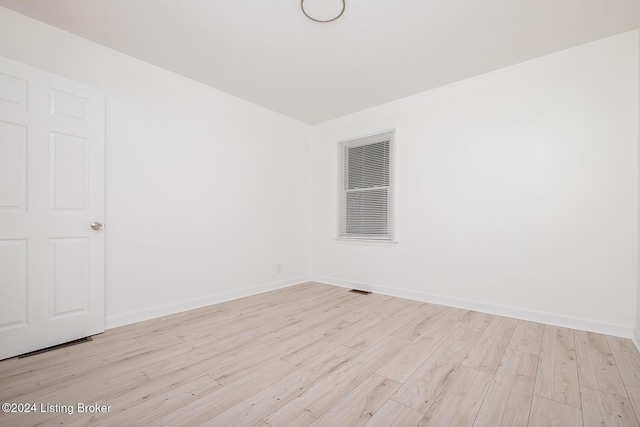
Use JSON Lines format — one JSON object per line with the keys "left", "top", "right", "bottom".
{"left": 1, "top": 283, "right": 640, "bottom": 426}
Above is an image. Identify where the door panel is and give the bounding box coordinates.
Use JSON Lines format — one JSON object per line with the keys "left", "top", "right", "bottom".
{"left": 0, "top": 72, "right": 27, "bottom": 109}
{"left": 0, "top": 239, "right": 27, "bottom": 329}
{"left": 0, "top": 120, "right": 27, "bottom": 210}
{"left": 0, "top": 56, "right": 105, "bottom": 360}
{"left": 50, "top": 132, "right": 88, "bottom": 211}
{"left": 50, "top": 89, "right": 89, "bottom": 121}
{"left": 49, "top": 238, "right": 89, "bottom": 318}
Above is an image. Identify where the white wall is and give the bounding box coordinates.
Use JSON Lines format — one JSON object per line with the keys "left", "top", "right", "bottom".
{"left": 636, "top": 28, "right": 640, "bottom": 347}
{"left": 1, "top": 7, "right": 638, "bottom": 337}
{"left": 310, "top": 31, "right": 639, "bottom": 336}
{"left": 0, "top": 7, "right": 311, "bottom": 327}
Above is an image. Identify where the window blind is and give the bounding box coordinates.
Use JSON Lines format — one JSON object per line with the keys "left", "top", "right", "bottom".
{"left": 339, "top": 130, "right": 394, "bottom": 240}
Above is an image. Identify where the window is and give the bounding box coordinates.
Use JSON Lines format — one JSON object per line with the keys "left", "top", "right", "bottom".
{"left": 339, "top": 130, "right": 395, "bottom": 240}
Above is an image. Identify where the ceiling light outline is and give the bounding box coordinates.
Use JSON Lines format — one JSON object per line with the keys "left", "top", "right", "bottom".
{"left": 301, "top": 0, "right": 346, "bottom": 23}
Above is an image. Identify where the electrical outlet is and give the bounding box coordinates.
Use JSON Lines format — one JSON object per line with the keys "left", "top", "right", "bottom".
{"left": 276, "top": 264, "right": 281, "bottom": 274}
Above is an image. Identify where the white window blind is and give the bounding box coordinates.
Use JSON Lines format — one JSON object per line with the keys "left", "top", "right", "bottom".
{"left": 339, "top": 130, "right": 395, "bottom": 240}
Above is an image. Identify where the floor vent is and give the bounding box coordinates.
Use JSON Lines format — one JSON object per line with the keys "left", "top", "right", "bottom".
{"left": 349, "top": 289, "right": 372, "bottom": 295}
{"left": 18, "top": 336, "right": 93, "bottom": 359}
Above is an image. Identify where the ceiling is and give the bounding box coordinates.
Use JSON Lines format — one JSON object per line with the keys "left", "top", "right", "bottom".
{"left": 0, "top": 0, "right": 638, "bottom": 124}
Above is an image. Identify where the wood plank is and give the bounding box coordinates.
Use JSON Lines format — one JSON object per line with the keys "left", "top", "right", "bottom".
{"left": 534, "top": 325, "right": 581, "bottom": 408}
{"left": 462, "top": 316, "right": 518, "bottom": 374}
{"left": 75, "top": 368, "right": 223, "bottom": 424}
{"left": 575, "top": 330, "right": 627, "bottom": 397}
{"left": 474, "top": 350, "right": 538, "bottom": 427}
{"left": 180, "top": 288, "right": 350, "bottom": 342}
{"left": 141, "top": 341, "right": 275, "bottom": 391}
{"left": 528, "top": 395, "right": 583, "bottom": 427}
{"left": 265, "top": 335, "right": 409, "bottom": 427}
{"left": 232, "top": 293, "right": 358, "bottom": 342}
{"left": 509, "top": 321, "right": 544, "bottom": 355}
{"left": 203, "top": 346, "right": 361, "bottom": 426}
{"left": 134, "top": 330, "right": 193, "bottom": 347}
{"left": 607, "top": 336, "right": 640, "bottom": 387}
{"left": 2, "top": 368, "right": 150, "bottom": 426}
{"left": 140, "top": 334, "right": 262, "bottom": 380}
{"left": 100, "top": 306, "right": 232, "bottom": 344}
{"left": 258, "top": 305, "right": 355, "bottom": 347}
{"left": 85, "top": 375, "right": 222, "bottom": 426}
{"left": 0, "top": 345, "right": 71, "bottom": 379}
{"left": 458, "top": 310, "right": 494, "bottom": 333}
{"left": 0, "top": 337, "right": 147, "bottom": 396}
{"left": 1, "top": 339, "right": 188, "bottom": 402}
{"left": 420, "top": 365, "right": 493, "bottom": 427}
{"left": 280, "top": 311, "right": 391, "bottom": 367}
{"left": 580, "top": 386, "right": 638, "bottom": 427}
{"left": 115, "top": 304, "right": 233, "bottom": 342}
{"left": 534, "top": 324, "right": 556, "bottom": 400}
{"left": 347, "top": 304, "right": 429, "bottom": 351}
{"left": 2, "top": 283, "right": 640, "bottom": 426}
{"left": 268, "top": 318, "right": 354, "bottom": 361}
{"left": 336, "top": 293, "right": 400, "bottom": 323}
{"left": 375, "top": 296, "right": 427, "bottom": 314}
{"left": 363, "top": 400, "right": 424, "bottom": 427}
{"left": 308, "top": 374, "right": 401, "bottom": 427}
{"left": 338, "top": 303, "right": 380, "bottom": 323}
{"left": 209, "top": 283, "right": 329, "bottom": 312}
{"left": 156, "top": 359, "right": 297, "bottom": 426}
{"left": 376, "top": 317, "right": 461, "bottom": 383}
{"left": 350, "top": 293, "right": 394, "bottom": 307}
{"left": 209, "top": 342, "right": 284, "bottom": 386}
{"left": 392, "top": 304, "right": 450, "bottom": 341}
{"left": 391, "top": 327, "right": 482, "bottom": 412}
{"left": 627, "top": 385, "right": 640, "bottom": 423}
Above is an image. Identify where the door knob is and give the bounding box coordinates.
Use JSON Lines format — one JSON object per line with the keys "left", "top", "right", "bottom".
{"left": 91, "top": 222, "right": 103, "bottom": 231}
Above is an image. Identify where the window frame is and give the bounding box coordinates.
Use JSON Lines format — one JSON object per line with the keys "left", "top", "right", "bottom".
{"left": 337, "top": 129, "right": 397, "bottom": 242}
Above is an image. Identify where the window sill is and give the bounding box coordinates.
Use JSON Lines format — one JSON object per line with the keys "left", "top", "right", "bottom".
{"left": 335, "top": 238, "right": 398, "bottom": 246}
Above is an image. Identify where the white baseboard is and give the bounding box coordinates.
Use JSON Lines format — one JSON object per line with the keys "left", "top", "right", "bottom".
{"left": 633, "top": 327, "right": 640, "bottom": 353}
{"left": 105, "top": 275, "right": 309, "bottom": 329}
{"left": 311, "top": 275, "right": 635, "bottom": 339}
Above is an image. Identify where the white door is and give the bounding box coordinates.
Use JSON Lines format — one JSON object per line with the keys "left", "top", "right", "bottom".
{"left": 0, "top": 56, "right": 105, "bottom": 360}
